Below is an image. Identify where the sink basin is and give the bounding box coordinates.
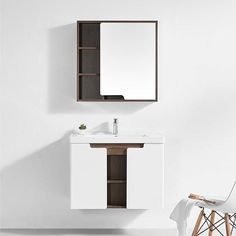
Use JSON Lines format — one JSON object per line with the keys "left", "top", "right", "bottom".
{"left": 70, "top": 133, "right": 164, "bottom": 144}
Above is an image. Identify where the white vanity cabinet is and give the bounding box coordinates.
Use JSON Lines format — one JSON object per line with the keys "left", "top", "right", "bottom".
{"left": 70, "top": 134, "right": 164, "bottom": 209}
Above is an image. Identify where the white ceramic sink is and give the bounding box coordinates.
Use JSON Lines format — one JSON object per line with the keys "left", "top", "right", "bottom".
{"left": 70, "top": 133, "right": 164, "bottom": 144}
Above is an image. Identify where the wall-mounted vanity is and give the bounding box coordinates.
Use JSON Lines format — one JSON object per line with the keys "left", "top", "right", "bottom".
{"left": 77, "top": 21, "right": 158, "bottom": 102}
{"left": 70, "top": 134, "right": 164, "bottom": 209}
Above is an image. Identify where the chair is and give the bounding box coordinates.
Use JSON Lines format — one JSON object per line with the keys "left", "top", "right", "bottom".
{"left": 189, "top": 181, "right": 236, "bottom": 236}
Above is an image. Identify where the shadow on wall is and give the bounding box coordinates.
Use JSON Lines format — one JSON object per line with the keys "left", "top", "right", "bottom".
{"left": 47, "top": 24, "right": 152, "bottom": 114}
{"left": 0, "top": 132, "right": 144, "bottom": 228}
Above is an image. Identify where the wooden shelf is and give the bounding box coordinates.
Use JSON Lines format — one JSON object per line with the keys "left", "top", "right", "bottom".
{"left": 78, "top": 73, "right": 100, "bottom": 76}
{"left": 107, "top": 180, "right": 126, "bottom": 184}
{"left": 107, "top": 152, "right": 127, "bottom": 208}
{"left": 89, "top": 143, "right": 130, "bottom": 209}
{"left": 78, "top": 46, "right": 99, "bottom": 50}
{"left": 107, "top": 205, "right": 126, "bottom": 208}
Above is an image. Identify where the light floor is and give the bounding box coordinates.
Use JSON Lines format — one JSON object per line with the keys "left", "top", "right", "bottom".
{"left": 0, "top": 229, "right": 178, "bottom": 236}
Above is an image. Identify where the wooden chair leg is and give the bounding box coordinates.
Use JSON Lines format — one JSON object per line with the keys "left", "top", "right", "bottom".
{"left": 225, "top": 213, "right": 231, "bottom": 236}
{"left": 192, "top": 209, "right": 204, "bottom": 236}
{"left": 208, "top": 210, "right": 215, "bottom": 236}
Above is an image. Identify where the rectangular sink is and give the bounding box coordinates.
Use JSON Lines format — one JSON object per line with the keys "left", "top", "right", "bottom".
{"left": 70, "top": 133, "right": 164, "bottom": 144}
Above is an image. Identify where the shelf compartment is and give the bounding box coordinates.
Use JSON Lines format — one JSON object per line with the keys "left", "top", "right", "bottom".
{"left": 77, "top": 76, "right": 103, "bottom": 100}
{"left": 107, "top": 155, "right": 127, "bottom": 181}
{"left": 107, "top": 154, "right": 127, "bottom": 208}
{"left": 78, "top": 23, "right": 100, "bottom": 48}
{"left": 79, "top": 49, "right": 100, "bottom": 74}
{"left": 107, "top": 183, "right": 126, "bottom": 207}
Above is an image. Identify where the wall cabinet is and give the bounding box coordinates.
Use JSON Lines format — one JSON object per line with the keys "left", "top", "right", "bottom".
{"left": 77, "top": 20, "right": 158, "bottom": 102}
{"left": 70, "top": 140, "right": 164, "bottom": 209}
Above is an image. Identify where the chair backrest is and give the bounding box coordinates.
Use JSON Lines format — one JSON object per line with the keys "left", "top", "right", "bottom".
{"left": 222, "top": 181, "right": 236, "bottom": 213}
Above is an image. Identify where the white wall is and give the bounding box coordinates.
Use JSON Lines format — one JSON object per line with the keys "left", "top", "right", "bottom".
{"left": 1, "top": 0, "right": 236, "bottom": 229}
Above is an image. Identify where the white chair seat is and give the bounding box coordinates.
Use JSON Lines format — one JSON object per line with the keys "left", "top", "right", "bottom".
{"left": 191, "top": 181, "right": 236, "bottom": 236}
{"left": 196, "top": 182, "right": 236, "bottom": 214}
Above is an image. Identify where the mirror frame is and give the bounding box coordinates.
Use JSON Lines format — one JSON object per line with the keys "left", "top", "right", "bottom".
{"left": 77, "top": 20, "right": 158, "bottom": 102}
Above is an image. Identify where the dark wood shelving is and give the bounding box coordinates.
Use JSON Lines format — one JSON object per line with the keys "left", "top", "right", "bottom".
{"left": 107, "top": 180, "right": 126, "bottom": 184}
{"left": 107, "top": 153, "right": 127, "bottom": 208}
{"left": 107, "top": 205, "right": 126, "bottom": 208}
{"left": 78, "top": 73, "right": 100, "bottom": 76}
{"left": 90, "top": 143, "right": 143, "bottom": 208}
{"left": 78, "top": 46, "right": 98, "bottom": 50}
{"left": 90, "top": 143, "right": 127, "bottom": 208}
{"left": 77, "top": 22, "right": 102, "bottom": 100}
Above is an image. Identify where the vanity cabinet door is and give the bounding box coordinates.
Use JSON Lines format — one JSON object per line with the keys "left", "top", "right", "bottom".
{"left": 127, "top": 144, "right": 164, "bottom": 209}
{"left": 70, "top": 144, "right": 107, "bottom": 209}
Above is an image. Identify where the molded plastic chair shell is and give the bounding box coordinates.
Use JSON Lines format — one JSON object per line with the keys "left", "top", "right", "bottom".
{"left": 197, "top": 181, "right": 236, "bottom": 214}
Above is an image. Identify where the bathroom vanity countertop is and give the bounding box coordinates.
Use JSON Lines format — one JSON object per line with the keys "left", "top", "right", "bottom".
{"left": 70, "top": 133, "right": 165, "bottom": 144}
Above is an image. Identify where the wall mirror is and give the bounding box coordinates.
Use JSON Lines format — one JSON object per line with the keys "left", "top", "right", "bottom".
{"left": 77, "top": 20, "right": 158, "bottom": 102}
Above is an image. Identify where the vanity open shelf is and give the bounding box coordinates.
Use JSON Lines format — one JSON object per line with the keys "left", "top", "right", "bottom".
{"left": 107, "top": 151, "right": 126, "bottom": 208}
{"left": 92, "top": 143, "right": 143, "bottom": 208}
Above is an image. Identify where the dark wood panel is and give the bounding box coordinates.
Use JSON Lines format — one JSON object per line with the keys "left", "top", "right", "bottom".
{"left": 107, "top": 180, "right": 126, "bottom": 184}
{"left": 79, "top": 50, "right": 100, "bottom": 74}
{"left": 78, "top": 20, "right": 157, "bottom": 23}
{"left": 155, "top": 21, "right": 158, "bottom": 101}
{"left": 103, "top": 95, "right": 124, "bottom": 100}
{"left": 90, "top": 144, "right": 144, "bottom": 149}
{"left": 90, "top": 143, "right": 143, "bottom": 156}
{"left": 107, "top": 154, "right": 127, "bottom": 207}
{"left": 78, "top": 73, "right": 100, "bottom": 76}
{"left": 77, "top": 22, "right": 80, "bottom": 101}
{"left": 107, "top": 183, "right": 126, "bottom": 207}
{"left": 77, "top": 22, "right": 101, "bottom": 101}
{"left": 107, "top": 205, "right": 125, "bottom": 208}
{"left": 76, "top": 99, "right": 157, "bottom": 102}
{"left": 78, "top": 76, "right": 103, "bottom": 100}
{"left": 107, "top": 155, "right": 126, "bottom": 180}
{"left": 107, "top": 148, "right": 126, "bottom": 156}
{"left": 78, "top": 46, "right": 98, "bottom": 50}
{"left": 79, "top": 23, "right": 100, "bottom": 47}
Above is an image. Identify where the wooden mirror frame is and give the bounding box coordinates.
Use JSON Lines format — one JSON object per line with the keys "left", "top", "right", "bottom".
{"left": 77, "top": 20, "right": 158, "bottom": 102}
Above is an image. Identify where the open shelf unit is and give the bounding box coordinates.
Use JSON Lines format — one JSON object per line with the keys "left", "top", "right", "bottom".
{"left": 77, "top": 22, "right": 103, "bottom": 101}
{"left": 90, "top": 143, "right": 143, "bottom": 208}
{"left": 107, "top": 153, "right": 127, "bottom": 208}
